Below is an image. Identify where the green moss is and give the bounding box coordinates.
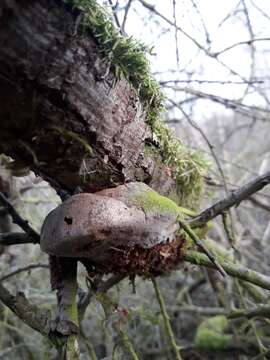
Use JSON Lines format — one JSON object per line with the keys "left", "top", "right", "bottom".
{"left": 64, "top": 0, "right": 163, "bottom": 126}
{"left": 65, "top": 0, "right": 208, "bottom": 205}
{"left": 133, "top": 188, "right": 195, "bottom": 217}
{"left": 195, "top": 316, "right": 232, "bottom": 350}
{"left": 152, "top": 120, "right": 208, "bottom": 206}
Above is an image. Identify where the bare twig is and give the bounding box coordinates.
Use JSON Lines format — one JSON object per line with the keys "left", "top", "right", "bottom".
{"left": 78, "top": 274, "right": 126, "bottom": 321}
{"left": 0, "top": 263, "right": 48, "bottom": 282}
{"left": 160, "top": 78, "right": 263, "bottom": 85}
{"left": 192, "top": 171, "right": 270, "bottom": 225}
{"left": 228, "top": 305, "right": 270, "bottom": 320}
{"left": 0, "top": 192, "right": 40, "bottom": 242}
{"left": 0, "top": 282, "right": 51, "bottom": 337}
{"left": 189, "top": 0, "right": 210, "bottom": 44}
{"left": 234, "top": 279, "right": 267, "bottom": 355}
{"left": 215, "top": 37, "right": 270, "bottom": 57}
{"left": 138, "top": 0, "right": 209, "bottom": 55}
{"left": 172, "top": 0, "right": 180, "bottom": 68}
{"left": 174, "top": 305, "right": 224, "bottom": 316}
{"left": 0, "top": 232, "right": 38, "bottom": 245}
{"left": 152, "top": 277, "right": 182, "bottom": 360}
{"left": 167, "top": 86, "right": 270, "bottom": 116}
{"left": 108, "top": 0, "right": 124, "bottom": 35}
{"left": 248, "top": 196, "right": 270, "bottom": 212}
{"left": 179, "top": 219, "right": 226, "bottom": 277}
{"left": 122, "top": 0, "right": 133, "bottom": 34}
{"left": 98, "top": 273, "right": 126, "bottom": 293}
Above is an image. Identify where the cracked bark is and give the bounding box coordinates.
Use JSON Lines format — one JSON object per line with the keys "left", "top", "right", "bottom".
{"left": 0, "top": 0, "right": 177, "bottom": 197}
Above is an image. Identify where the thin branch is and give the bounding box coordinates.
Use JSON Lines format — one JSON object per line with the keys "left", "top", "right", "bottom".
{"left": 234, "top": 279, "right": 267, "bottom": 355}
{"left": 114, "top": 324, "right": 140, "bottom": 360}
{"left": 122, "top": 0, "right": 133, "bottom": 34}
{"left": 191, "top": 171, "right": 270, "bottom": 225}
{"left": 172, "top": 0, "right": 180, "bottom": 68}
{"left": 152, "top": 277, "right": 182, "bottom": 360}
{"left": 179, "top": 219, "right": 226, "bottom": 277}
{"left": 98, "top": 273, "right": 126, "bottom": 293}
{"left": 170, "top": 100, "right": 236, "bottom": 245}
{"left": 160, "top": 78, "right": 264, "bottom": 85}
{"left": 0, "top": 263, "right": 48, "bottom": 282}
{"left": 174, "top": 305, "right": 225, "bottom": 316}
{"left": 0, "top": 282, "right": 51, "bottom": 337}
{"left": 0, "top": 232, "right": 38, "bottom": 245}
{"left": 215, "top": 37, "right": 270, "bottom": 57}
{"left": 189, "top": 0, "right": 210, "bottom": 45}
{"left": 137, "top": 0, "right": 210, "bottom": 55}
{"left": 78, "top": 274, "right": 126, "bottom": 321}
{"left": 0, "top": 192, "right": 40, "bottom": 243}
{"left": 228, "top": 305, "right": 270, "bottom": 319}
{"left": 248, "top": 196, "right": 270, "bottom": 212}
{"left": 108, "top": 0, "right": 124, "bottom": 35}
{"left": 167, "top": 86, "right": 270, "bottom": 115}
{"left": 184, "top": 250, "right": 270, "bottom": 291}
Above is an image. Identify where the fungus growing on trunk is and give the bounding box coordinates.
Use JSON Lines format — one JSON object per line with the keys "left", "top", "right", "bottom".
{"left": 41, "top": 182, "right": 187, "bottom": 276}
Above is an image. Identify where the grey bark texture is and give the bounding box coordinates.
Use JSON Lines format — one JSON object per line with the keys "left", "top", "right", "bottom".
{"left": 0, "top": 0, "right": 176, "bottom": 197}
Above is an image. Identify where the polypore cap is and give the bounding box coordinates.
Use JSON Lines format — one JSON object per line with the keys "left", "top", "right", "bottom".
{"left": 40, "top": 184, "right": 180, "bottom": 264}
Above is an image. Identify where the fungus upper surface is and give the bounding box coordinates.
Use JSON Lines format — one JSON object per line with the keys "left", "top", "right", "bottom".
{"left": 40, "top": 184, "right": 191, "bottom": 275}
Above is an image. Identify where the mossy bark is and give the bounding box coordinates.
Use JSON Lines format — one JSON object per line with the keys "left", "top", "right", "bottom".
{"left": 0, "top": 0, "right": 200, "bottom": 204}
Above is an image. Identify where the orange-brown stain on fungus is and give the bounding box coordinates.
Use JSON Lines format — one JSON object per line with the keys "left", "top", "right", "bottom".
{"left": 82, "top": 236, "right": 186, "bottom": 277}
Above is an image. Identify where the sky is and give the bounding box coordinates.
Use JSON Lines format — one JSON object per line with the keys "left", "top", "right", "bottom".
{"left": 103, "top": 0, "right": 270, "bottom": 120}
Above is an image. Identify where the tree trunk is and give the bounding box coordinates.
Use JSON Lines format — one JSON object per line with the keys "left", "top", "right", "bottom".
{"left": 0, "top": 0, "right": 178, "bottom": 198}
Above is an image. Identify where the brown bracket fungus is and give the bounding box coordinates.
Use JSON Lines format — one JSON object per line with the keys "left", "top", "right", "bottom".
{"left": 41, "top": 182, "right": 187, "bottom": 275}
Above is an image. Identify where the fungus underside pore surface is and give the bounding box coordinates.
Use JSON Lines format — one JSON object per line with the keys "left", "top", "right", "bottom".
{"left": 63, "top": 0, "right": 208, "bottom": 207}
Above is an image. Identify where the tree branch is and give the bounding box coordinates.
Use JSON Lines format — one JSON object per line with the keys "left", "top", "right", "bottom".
{"left": 0, "top": 263, "right": 48, "bottom": 282}
{"left": 0, "top": 232, "right": 38, "bottom": 245}
{"left": 215, "top": 37, "right": 270, "bottom": 56}
{"left": 179, "top": 219, "right": 226, "bottom": 277}
{"left": 228, "top": 305, "right": 270, "bottom": 320}
{"left": 0, "top": 192, "right": 40, "bottom": 243}
{"left": 192, "top": 171, "right": 270, "bottom": 225}
{"left": 184, "top": 250, "right": 270, "bottom": 291}
{"left": 78, "top": 274, "right": 126, "bottom": 321}
{"left": 0, "top": 282, "right": 51, "bottom": 337}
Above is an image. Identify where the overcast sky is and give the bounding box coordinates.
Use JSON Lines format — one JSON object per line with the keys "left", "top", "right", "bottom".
{"left": 103, "top": 0, "right": 270, "bottom": 120}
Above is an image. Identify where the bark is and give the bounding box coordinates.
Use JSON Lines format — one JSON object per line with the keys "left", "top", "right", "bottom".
{"left": 0, "top": 0, "right": 176, "bottom": 196}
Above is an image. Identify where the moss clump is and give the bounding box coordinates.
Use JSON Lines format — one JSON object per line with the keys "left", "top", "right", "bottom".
{"left": 65, "top": 0, "right": 208, "bottom": 205}
{"left": 133, "top": 188, "right": 208, "bottom": 251}
{"left": 133, "top": 187, "right": 197, "bottom": 217}
{"left": 195, "top": 316, "right": 232, "bottom": 350}
{"left": 134, "top": 189, "right": 180, "bottom": 214}
{"left": 152, "top": 120, "right": 208, "bottom": 207}
{"left": 64, "top": 0, "right": 163, "bottom": 126}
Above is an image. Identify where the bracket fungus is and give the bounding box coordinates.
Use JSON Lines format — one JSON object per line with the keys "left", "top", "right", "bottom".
{"left": 41, "top": 182, "right": 187, "bottom": 276}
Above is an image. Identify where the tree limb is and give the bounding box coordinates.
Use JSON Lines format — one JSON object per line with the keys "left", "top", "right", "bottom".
{"left": 0, "top": 232, "right": 38, "bottom": 246}
{"left": 184, "top": 250, "right": 270, "bottom": 291}
{"left": 192, "top": 171, "right": 270, "bottom": 225}
{"left": 0, "top": 263, "right": 48, "bottom": 282}
{"left": 0, "top": 192, "right": 40, "bottom": 242}
{"left": 228, "top": 305, "right": 270, "bottom": 320}
{"left": 0, "top": 282, "right": 51, "bottom": 337}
